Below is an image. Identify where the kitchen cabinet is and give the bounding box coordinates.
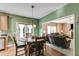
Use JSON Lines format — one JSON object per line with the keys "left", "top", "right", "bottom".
{"left": 0, "top": 37, "right": 5, "bottom": 50}
{"left": 0, "top": 16, "right": 8, "bottom": 31}
{"left": 0, "top": 36, "right": 8, "bottom": 50}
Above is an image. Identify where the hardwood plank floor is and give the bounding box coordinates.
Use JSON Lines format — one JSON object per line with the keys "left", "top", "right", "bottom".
{"left": 0, "top": 46, "right": 47, "bottom": 56}
{"left": 0, "top": 45, "right": 66, "bottom": 56}
{"left": 0, "top": 46, "right": 26, "bottom": 56}
{"left": 0, "top": 46, "right": 15, "bottom": 56}
{"left": 46, "top": 45, "right": 65, "bottom": 56}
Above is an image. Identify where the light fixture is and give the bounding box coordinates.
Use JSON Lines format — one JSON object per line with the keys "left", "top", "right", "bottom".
{"left": 33, "top": 24, "right": 36, "bottom": 28}
{"left": 31, "top": 5, "right": 34, "bottom": 27}
{"left": 31, "top": 5, "right": 36, "bottom": 35}
{"left": 31, "top": 5, "right": 36, "bottom": 28}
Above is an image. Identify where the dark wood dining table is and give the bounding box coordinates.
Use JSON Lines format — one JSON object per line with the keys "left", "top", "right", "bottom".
{"left": 19, "top": 36, "right": 46, "bottom": 56}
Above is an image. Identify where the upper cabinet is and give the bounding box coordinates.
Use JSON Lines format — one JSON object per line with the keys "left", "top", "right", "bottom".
{"left": 0, "top": 16, "right": 8, "bottom": 31}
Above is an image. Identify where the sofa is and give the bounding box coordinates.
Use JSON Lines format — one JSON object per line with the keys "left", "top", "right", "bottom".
{"left": 46, "top": 33, "right": 71, "bottom": 49}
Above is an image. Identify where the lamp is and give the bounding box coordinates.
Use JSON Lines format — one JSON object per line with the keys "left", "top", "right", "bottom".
{"left": 31, "top": 6, "right": 34, "bottom": 27}
{"left": 31, "top": 6, "right": 36, "bottom": 27}
{"left": 31, "top": 5, "right": 36, "bottom": 35}
{"left": 33, "top": 24, "right": 36, "bottom": 28}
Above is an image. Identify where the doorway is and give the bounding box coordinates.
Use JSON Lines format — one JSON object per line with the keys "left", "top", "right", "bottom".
{"left": 42, "top": 14, "right": 75, "bottom": 56}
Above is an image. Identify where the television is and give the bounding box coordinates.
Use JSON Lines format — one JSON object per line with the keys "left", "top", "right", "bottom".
{"left": 70, "top": 24, "right": 73, "bottom": 30}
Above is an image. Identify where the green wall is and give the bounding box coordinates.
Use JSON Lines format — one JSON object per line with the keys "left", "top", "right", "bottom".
{"left": 1, "top": 3, "right": 79, "bottom": 55}
{"left": 40, "top": 3, "right": 79, "bottom": 23}
{"left": 39, "top": 3, "right": 79, "bottom": 56}
{"left": 0, "top": 12, "right": 39, "bottom": 36}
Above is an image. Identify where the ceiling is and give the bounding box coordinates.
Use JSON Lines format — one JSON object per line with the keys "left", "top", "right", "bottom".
{"left": 45, "top": 15, "right": 74, "bottom": 25}
{"left": 0, "top": 3, "right": 67, "bottom": 19}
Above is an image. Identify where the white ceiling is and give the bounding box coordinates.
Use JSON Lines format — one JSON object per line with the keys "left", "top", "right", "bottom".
{"left": 45, "top": 15, "right": 74, "bottom": 25}
{"left": 0, "top": 3, "right": 67, "bottom": 19}
{"left": 50, "top": 15, "right": 74, "bottom": 24}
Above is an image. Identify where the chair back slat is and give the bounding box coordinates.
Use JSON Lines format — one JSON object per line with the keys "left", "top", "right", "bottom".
{"left": 9, "top": 34, "right": 17, "bottom": 46}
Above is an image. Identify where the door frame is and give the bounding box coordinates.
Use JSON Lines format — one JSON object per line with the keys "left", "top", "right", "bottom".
{"left": 42, "top": 14, "right": 75, "bottom": 56}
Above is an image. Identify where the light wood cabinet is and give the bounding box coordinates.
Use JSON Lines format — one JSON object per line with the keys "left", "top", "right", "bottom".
{"left": 0, "top": 37, "right": 5, "bottom": 50}
{"left": 0, "top": 36, "right": 8, "bottom": 50}
{"left": 0, "top": 16, "right": 8, "bottom": 31}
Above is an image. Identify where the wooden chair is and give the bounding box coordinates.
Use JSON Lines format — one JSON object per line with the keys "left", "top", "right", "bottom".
{"left": 9, "top": 35, "right": 27, "bottom": 56}
{"left": 28, "top": 37, "right": 46, "bottom": 56}
{"left": 35, "top": 37, "right": 46, "bottom": 56}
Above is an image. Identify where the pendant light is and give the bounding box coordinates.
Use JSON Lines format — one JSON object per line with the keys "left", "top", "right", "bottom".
{"left": 31, "top": 5, "right": 36, "bottom": 28}
{"left": 31, "top": 5, "right": 36, "bottom": 35}
{"left": 31, "top": 5, "right": 34, "bottom": 28}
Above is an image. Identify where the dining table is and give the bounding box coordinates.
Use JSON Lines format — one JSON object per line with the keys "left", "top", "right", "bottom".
{"left": 19, "top": 36, "right": 46, "bottom": 56}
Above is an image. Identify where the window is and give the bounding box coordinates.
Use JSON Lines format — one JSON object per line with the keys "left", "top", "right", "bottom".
{"left": 18, "top": 24, "right": 25, "bottom": 38}
{"left": 26, "top": 25, "right": 32, "bottom": 33}
{"left": 17, "top": 24, "right": 32, "bottom": 39}
{"left": 16, "top": 23, "right": 36, "bottom": 39}
{"left": 47, "top": 25, "right": 56, "bottom": 34}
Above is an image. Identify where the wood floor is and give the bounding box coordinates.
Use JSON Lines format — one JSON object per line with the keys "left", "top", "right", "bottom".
{"left": 0, "top": 45, "right": 66, "bottom": 56}
{"left": 0, "top": 46, "right": 16, "bottom": 56}
{"left": 0, "top": 46, "right": 48, "bottom": 56}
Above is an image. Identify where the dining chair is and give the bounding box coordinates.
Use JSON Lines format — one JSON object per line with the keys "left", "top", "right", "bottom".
{"left": 28, "top": 37, "right": 46, "bottom": 56}
{"left": 9, "top": 34, "right": 27, "bottom": 56}
{"left": 36, "top": 37, "right": 46, "bottom": 56}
